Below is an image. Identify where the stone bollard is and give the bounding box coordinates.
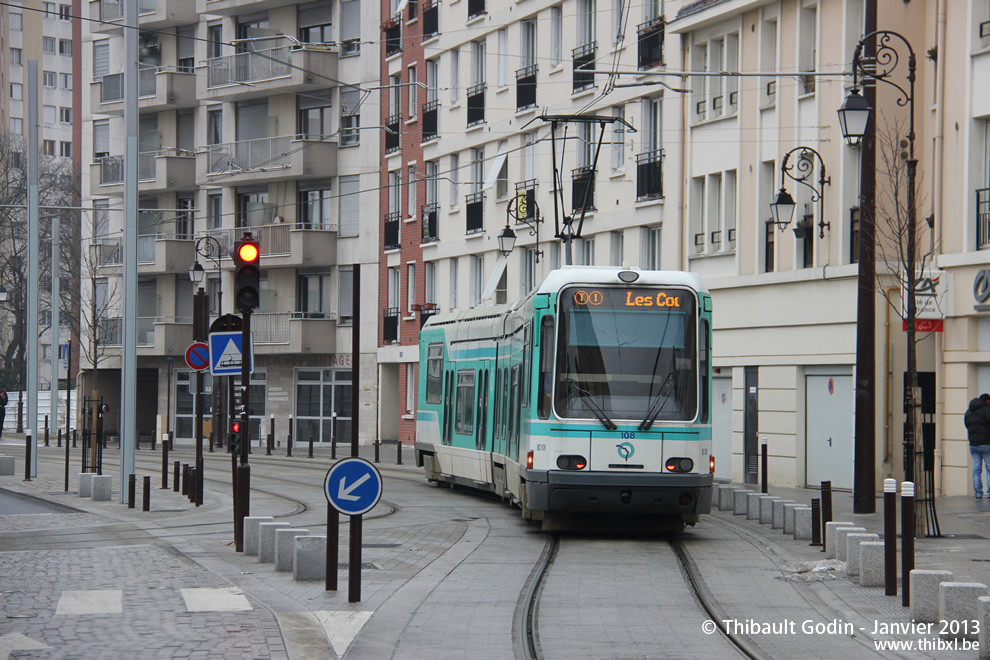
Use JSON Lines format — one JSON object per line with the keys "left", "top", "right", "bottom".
{"left": 910, "top": 570, "right": 954, "bottom": 623}
{"left": 243, "top": 516, "right": 276, "bottom": 557}
{"left": 746, "top": 492, "right": 764, "bottom": 520}
{"left": 824, "top": 522, "right": 856, "bottom": 560}
{"left": 771, "top": 499, "right": 794, "bottom": 529}
{"left": 939, "top": 583, "right": 988, "bottom": 641}
{"left": 258, "top": 522, "right": 291, "bottom": 563}
{"left": 274, "top": 529, "right": 309, "bottom": 572}
{"left": 718, "top": 486, "right": 738, "bottom": 511}
{"left": 759, "top": 496, "right": 779, "bottom": 524}
{"left": 733, "top": 489, "right": 750, "bottom": 515}
{"left": 977, "top": 596, "right": 990, "bottom": 659}
{"left": 782, "top": 502, "right": 802, "bottom": 535}
{"left": 859, "top": 542, "right": 886, "bottom": 587}
{"left": 834, "top": 527, "right": 867, "bottom": 562}
{"left": 793, "top": 507, "right": 814, "bottom": 541}
{"left": 0, "top": 455, "right": 14, "bottom": 475}
{"left": 844, "top": 533, "right": 879, "bottom": 576}
{"left": 78, "top": 473, "right": 94, "bottom": 498}
{"left": 91, "top": 475, "right": 112, "bottom": 502}
{"left": 294, "top": 536, "right": 328, "bottom": 582}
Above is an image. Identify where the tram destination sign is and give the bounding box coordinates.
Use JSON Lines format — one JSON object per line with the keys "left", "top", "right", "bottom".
{"left": 567, "top": 287, "right": 689, "bottom": 310}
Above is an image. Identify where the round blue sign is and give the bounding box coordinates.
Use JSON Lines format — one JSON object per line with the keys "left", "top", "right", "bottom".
{"left": 324, "top": 457, "right": 383, "bottom": 516}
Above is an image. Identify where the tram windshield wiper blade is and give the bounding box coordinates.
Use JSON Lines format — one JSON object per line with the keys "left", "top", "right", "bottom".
{"left": 638, "top": 372, "right": 676, "bottom": 431}
{"left": 563, "top": 378, "right": 617, "bottom": 430}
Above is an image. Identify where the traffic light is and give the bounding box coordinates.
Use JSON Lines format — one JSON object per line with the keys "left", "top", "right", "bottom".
{"left": 230, "top": 233, "right": 261, "bottom": 312}
{"left": 229, "top": 421, "right": 242, "bottom": 457}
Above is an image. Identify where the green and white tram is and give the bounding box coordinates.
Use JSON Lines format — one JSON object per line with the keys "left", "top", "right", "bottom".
{"left": 414, "top": 267, "right": 714, "bottom": 528}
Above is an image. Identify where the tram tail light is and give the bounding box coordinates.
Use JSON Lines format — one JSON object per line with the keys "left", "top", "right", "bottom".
{"left": 665, "top": 457, "right": 694, "bottom": 473}
{"left": 527, "top": 451, "right": 534, "bottom": 469}
{"left": 710, "top": 455, "right": 715, "bottom": 474}
{"left": 556, "top": 455, "right": 587, "bottom": 470}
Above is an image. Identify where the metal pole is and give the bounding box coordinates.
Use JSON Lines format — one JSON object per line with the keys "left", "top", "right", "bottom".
{"left": 26, "top": 60, "right": 39, "bottom": 479}
{"left": 44, "top": 416, "right": 49, "bottom": 446}
{"left": 51, "top": 216, "right": 60, "bottom": 446}
{"left": 327, "top": 505, "right": 339, "bottom": 591}
{"left": 352, "top": 266, "right": 360, "bottom": 457}
{"left": 267, "top": 415, "right": 274, "bottom": 455}
{"left": 820, "top": 480, "right": 833, "bottom": 552}
{"left": 128, "top": 473, "right": 136, "bottom": 508}
{"left": 397, "top": 440, "right": 403, "bottom": 465}
{"left": 331, "top": 413, "right": 337, "bottom": 459}
{"left": 901, "top": 481, "right": 915, "bottom": 607}
{"left": 162, "top": 436, "right": 169, "bottom": 489}
{"left": 884, "top": 478, "right": 897, "bottom": 596}
{"left": 235, "top": 306, "right": 251, "bottom": 549}
{"left": 194, "top": 288, "right": 205, "bottom": 507}
{"left": 349, "top": 514, "right": 362, "bottom": 603}
{"left": 309, "top": 434, "right": 314, "bottom": 458}
{"left": 374, "top": 438, "right": 379, "bottom": 463}
{"left": 760, "top": 440, "right": 768, "bottom": 493}
{"left": 174, "top": 460, "right": 180, "bottom": 492}
{"left": 143, "top": 475, "right": 150, "bottom": 512}
{"left": 65, "top": 341, "right": 71, "bottom": 442}
{"left": 24, "top": 430, "right": 32, "bottom": 481}
{"left": 64, "top": 431, "right": 69, "bottom": 491}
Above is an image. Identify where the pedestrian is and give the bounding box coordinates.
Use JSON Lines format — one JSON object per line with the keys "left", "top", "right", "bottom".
{"left": 964, "top": 393, "right": 990, "bottom": 500}
{"left": 0, "top": 388, "right": 8, "bottom": 439}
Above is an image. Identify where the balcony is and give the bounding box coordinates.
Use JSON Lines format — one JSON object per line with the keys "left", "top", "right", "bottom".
{"left": 100, "top": 316, "right": 195, "bottom": 357}
{"left": 978, "top": 188, "right": 990, "bottom": 249}
{"left": 202, "top": 223, "right": 337, "bottom": 269}
{"left": 92, "top": 67, "right": 196, "bottom": 115}
{"left": 199, "top": 135, "right": 338, "bottom": 186}
{"left": 197, "top": 0, "right": 305, "bottom": 17}
{"left": 200, "top": 44, "right": 338, "bottom": 103}
{"left": 383, "top": 16, "right": 402, "bottom": 58}
{"left": 423, "top": 1, "right": 439, "bottom": 39}
{"left": 419, "top": 307, "right": 438, "bottom": 329}
{"left": 383, "top": 308, "right": 400, "bottom": 344}
{"left": 467, "top": 0, "right": 485, "bottom": 19}
{"left": 384, "top": 212, "right": 401, "bottom": 250}
{"left": 90, "top": 0, "right": 195, "bottom": 33}
{"left": 635, "top": 150, "right": 664, "bottom": 201}
{"left": 515, "top": 65, "right": 537, "bottom": 110}
{"left": 637, "top": 17, "right": 664, "bottom": 70}
{"left": 572, "top": 42, "right": 596, "bottom": 92}
{"left": 385, "top": 114, "right": 401, "bottom": 154}
{"left": 467, "top": 83, "right": 486, "bottom": 126}
{"left": 93, "top": 238, "right": 123, "bottom": 270}
{"left": 422, "top": 100, "right": 439, "bottom": 142}
{"left": 249, "top": 312, "right": 337, "bottom": 355}
{"left": 421, "top": 203, "right": 439, "bottom": 243}
{"left": 514, "top": 181, "right": 537, "bottom": 223}
{"left": 571, "top": 166, "right": 595, "bottom": 213}
{"left": 90, "top": 150, "right": 196, "bottom": 195}
{"left": 466, "top": 191, "right": 485, "bottom": 233}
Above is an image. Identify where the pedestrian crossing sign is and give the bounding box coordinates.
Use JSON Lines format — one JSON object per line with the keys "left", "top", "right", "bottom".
{"left": 208, "top": 331, "right": 254, "bottom": 376}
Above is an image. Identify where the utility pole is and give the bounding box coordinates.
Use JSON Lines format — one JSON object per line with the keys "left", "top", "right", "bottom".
{"left": 51, "top": 217, "right": 60, "bottom": 440}
{"left": 26, "top": 60, "right": 40, "bottom": 478}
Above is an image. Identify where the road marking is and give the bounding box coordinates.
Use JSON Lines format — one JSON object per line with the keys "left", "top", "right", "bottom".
{"left": 314, "top": 610, "right": 373, "bottom": 657}
{"left": 180, "top": 587, "right": 253, "bottom": 612}
{"left": 55, "top": 590, "right": 122, "bottom": 615}
{"left": 0, "top": 632, "right": 49, "bottom": 659}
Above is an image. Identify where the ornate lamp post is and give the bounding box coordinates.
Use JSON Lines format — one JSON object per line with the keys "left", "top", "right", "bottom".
{"left": 768, "top": 147, "right": 830, "bottom": 238}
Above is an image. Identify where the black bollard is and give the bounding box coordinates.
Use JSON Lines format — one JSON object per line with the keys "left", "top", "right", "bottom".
{"left": 268, "top": 417, "right": 275, "bottom": 456}
{"left": 143, "top": 476, "right": 151, "bottom": 512}
{"left": 374, "top": 438, "right": 380, "bottom": 463}
{"left": 760, "top": 441, "right": 768, "bottom": 493}
{"left": 168, "top": 430, "right": 174, "bottom": 452}
{"left": 173, "top": 461, "right": 180, "bottom": 492}
{"left": 810, "top": 498, "right": 822, "bottom": 546}
{"left": 57, "top": 428, "right": 62, "bottom": 448}
{"left": 44, "top": 415, "right": 49, "bottom": 447}
{"left": 309, "top": 434, "right": 314, "bottom": 458}
{"left": 901, "top": 481, "right": 915, "bottom": 608}
{"left": 884, "top": 478, "right": 897, "bottom": 596}
{"left": 287, "top": 427, "right": 293, "bottom": 457}
{"left": 397, "top": 440, "right": 403, "bottom": 465}
{"left": 182, "top": 464, "right": 189, "bottom": 496}
{"left": 820, "top": 480, "right": 833, "bottom": 553}
{"left": 72, "top": 428, "right": 77, "bottom": 448}
{"left": 64, "top": 432, "right": 70, "bottom": 492}
{"left": 331, "top": 415, "right": 337, "bottom": 459}
{"left": 151, "top": 433, "right": 156, "bottom": 451}
{"left": 24, "top": 430, "right": 32, "bottom": 481}
{"left": 208, "top": 431, "right": 213, "bottom": 453}
{"left": 128, "top": 473, "right": 136, "bottom": 509}
{"left": 161, "top": 440, "right": 170, "bottom": 489}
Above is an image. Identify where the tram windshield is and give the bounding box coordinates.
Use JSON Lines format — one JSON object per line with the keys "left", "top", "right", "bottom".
{"left": 554, "top": 286, "right": 698, "bottom": 423}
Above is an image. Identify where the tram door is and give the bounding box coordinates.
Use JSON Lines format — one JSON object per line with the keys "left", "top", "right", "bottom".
{"left": 711, "top": 376, "right": 732, "bottom": 480}
{"left": 805, "top": 375, "right": 853, "bottom": 489}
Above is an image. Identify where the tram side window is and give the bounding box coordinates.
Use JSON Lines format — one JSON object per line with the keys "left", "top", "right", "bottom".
{"left": 426, "top": 343, "right": 444, "bottom": 403}
{"left": 521, "top": 322, "right": 532, "bottom": 408}
{"left": 700, "top": 319, "right": 710, "bottom": 423}
{"left": 537, "top": 317, "right": 554, "bottom": 419}
{"left": 455, "top": 370, "right": 476, "bottom": 435}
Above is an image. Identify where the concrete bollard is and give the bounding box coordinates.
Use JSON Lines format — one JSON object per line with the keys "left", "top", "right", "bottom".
{"left": 910, "top": 570, "right": 955, "bottom": 623}
{"left": 759, "top": 496, "right": 779, "bottom": 524}
{"left": 0, "top": 455, "right": 14, "bottom": 475}
{"left": 746, "top": 492, "right": 764, "bottom": 519}
{"left": 939, "top": 583, "right": 988, "bottom": 641}
{"left": 243, "top": 516, "right": 276, "bottom": 557}
{"left": 91, "top": 475, "right": 112, "bottom": 501}
{"left": 294, "top": 536, "right": 327, "bottom": 582}
{"left": 793, "top": 507, "right": 814, "bottom": 541}
{"left": 834, "top": 527, "right": 867, "bottom": 563}
{"left": 718, "top": 486, "right": 738, "bottom": 511}
{"left": 771, "top": 499, "right": 794, "bottom": 529}
{"left": 844, "top": 533, "right": 879, "bottom": 576}
{"left": 782, "top": 502, "right": 802, "bottom": 535}
{"left": 258, "top": 522, "right": 290, "bottom": 564}
{"left": 977, "top": 596, "right": 990, "bottom": 659}
{"left": 859, "top": 542, "right": 886, "bottom": 587}
{"left": 733, "top": 489, "right": 749, "bottom": 515}
{"left": 78, "top": 472, "right": 93, "bottom": 498}
{"left": 824, "top": 522, "right": 857, "bottom": 560}
{"left": 274, "top": 529, "right": 309, "bottom": 572}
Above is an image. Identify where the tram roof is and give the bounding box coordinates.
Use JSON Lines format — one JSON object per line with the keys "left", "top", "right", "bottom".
{"left": 536, "top": 267, "right": 708, "bottom": 294}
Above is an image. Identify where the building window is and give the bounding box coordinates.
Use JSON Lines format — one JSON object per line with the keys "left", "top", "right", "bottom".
{"left": 206, "top": 109, "right": 222, "bottom": 145}
{"left": 644, "top": 226, "right": 661, "bottom": 269}
{"left": 10, "top": 118, "right": 23, "bottom": 135}
{"left": 338, "top": 175, "right": 361, "bottom": 237}
{"left": 44, "top": 140, "right": 55, "bottom": 156}
{"left": 408, "top": 66, "right": 418, "bottom": 118}
{"left": 298, "top": 187, "right": 332, "bottom": 228}
{"left": 521, "top": 247, "right": 536, "bottom": 295}
{"left": 298, "top": 273, "right": 332, "bottom": 313}
{"left": 10, "top": 48, "right": 22, "bottom": 66}
{"left": 59, "top": 4, "right": 71, "bottom": 19}
{"left": 43, "top": 2, "right": 56, "bottom": 18}
{"left": 450, "top": 48, "right": 460, "bottom": 103}
{"left": 59, "top": 39, "right": 72, "bottom": 56}
{"left": 849, "top": 207, "right": 860, "bottom": 264}
{"left": 407, "top": 263, "right": 416, "bottom": 313}
{"left": 449, "top": 257, "right": 458, "bottom": 310}
{"left": 43, "top": 38, "right": 57, "bottom": 54}
{"left": 59, "top": 107, "right": 72, "bottom": 124}
{"left": 294, "top": 369, "right": 352, "bottom": 443}
{"left": 10, "top": 12, "right": 22, "bottom": 30}
{"left": 43, "top": 71, "right": 57, "bottom": 88}
{"left": 340, "top": 0, "right": 361, "bottom": 55}
{"left": 611, "top": 231, "right": 624, "bottom": 266}
{"left": 799, "top": 4, "right": 817, "bottom": 94}
{"left": 612, "top": 105, "right": 625, "bottom": 171}
{"left": 297, "top": 90, "right": 333, "bottom": 140}
{"left": 338, "top": 266, "right": 354, "bottom": 323}
{"left": 469, "top": 255, "right": 483, "bottom": 307}
{"left": 551, "top": 7, "right": 562, "bottom": 65}
{"left": 449, "top": 153, "right": 459, "bottom": 207}
{"left": 497, "top": 29, "right": 508, "bottom": 87}
{"left": 59, "top": 142, "right": 72, "bottom": 158}
{"left": 340, "top": 88, "right": 361, "bottom": 146}
{"left": 61, "top": 73, "right": 72, "bottom": 90}
{"left": 208, "top": 193, "right": 223, "bottom": 230}
{"left": 43, "top": 105, "right": 56, "bottom": 125}
{"left": 298, "top": 0, "right": 333, "bottom": 43}
{"left": 405, "top": 365, "right": 416, "bottom": 412}
{"left": 407, "top": 165, "right": 417, "bottom": 217}
{"left": 425, "top": 261, "right": 437, "bottom": 305}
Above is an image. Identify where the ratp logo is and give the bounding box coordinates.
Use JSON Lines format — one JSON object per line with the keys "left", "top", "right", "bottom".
{"left": 616, "top": 442, "right": 635, "bottom": 461}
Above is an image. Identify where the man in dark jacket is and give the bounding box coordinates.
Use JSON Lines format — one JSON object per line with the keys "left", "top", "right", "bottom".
{"left": 0, "top": 388, "right": 7, "bottom": 438}
{"left": 964, "top": 393, "right": 990, "bottom": 499}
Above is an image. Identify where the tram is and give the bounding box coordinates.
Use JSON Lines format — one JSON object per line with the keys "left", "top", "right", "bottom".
{"left": 414, "top": 267, "right": 714, "bottom": 528}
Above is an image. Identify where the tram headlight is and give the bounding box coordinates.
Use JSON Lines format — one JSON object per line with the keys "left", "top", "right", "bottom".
{"left": 665, "top": 457, "right": 694, "bottom": 473}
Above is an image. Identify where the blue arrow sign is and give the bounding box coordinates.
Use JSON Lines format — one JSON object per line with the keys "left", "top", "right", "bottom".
{"left": 324, "top": 457, "right": 383, "bottom": 516}
{"left": 208, "top": 331, "right": 254, "bottom": 376}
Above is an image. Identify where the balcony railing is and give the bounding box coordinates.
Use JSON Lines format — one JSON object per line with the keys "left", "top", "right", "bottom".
{"left": 206, "top": 135, "right": 294, "bottom": 174}
{"left": 515, "top": 64, "right": 537, "bottom": 110}
{"left": 203, "top": 222, "right": 316, "bottom": 257}
{"left": 978, "top": 187, "right": 990, "bottom": 249}
{"left": 98, "top": 0, "right": 155, "bottom": 21}
{"left": 422, "top": 202, "right": 439, "bottom": 243}
{"left": 97, "top": 156, "right": 124, "bottom": 184}
{"left": 466, "top": 191, "right": 485, "bottom": 233}
{"left": 572, "top": 42, "right": 596, "bottom": 92}
{"left": 383, "top": 17, "right": 402, "bottom": 57}
{"left": 385, "top": 114, "right": 401, "bottom": 153}
{"left": 423, "top": 1, "right": 439, "bottom": 38}
{"left": 251, "top": 312, "right": 290, "bottom": 344}
{"left": 206, "top": 46, "right": 293, "bottom": 88}
{"left": 384, "top": 212, "right": 401, "bottom": 250}
{"left": 571, "top": 166, "right": 595, "bottom": 213}
{"left": 467, "top": 83, "right": 486, "bottom": 126}
{"left": 383, "top": 308, "right": 400, "bottom": 343}
{"left": 422, "top": 100, "right": 439, "bottom": 142}
{"left": 99, "top": 66, "right": 159, "bottom": 102}
{"left": 94, "top": 238, "right": 123, "bottom": 266}
{"left": 467, "top": 0, "right": 485, "bottom": 19}
{"left": 514, "top": 180, "right": 537, "bottom": 222}
{"left": 419, "top": 308, "right": 438, "bottom": 329}
{"left": 637, "top": 17, "right": 664, "bottom": 69}
{"left": 98, "top": 317, "right": 123, "bottom": 346}
{"left": 635, "top": 149, "right": 664, "bottom": 201}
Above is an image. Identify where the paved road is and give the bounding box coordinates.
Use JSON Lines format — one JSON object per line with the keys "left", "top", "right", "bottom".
{"left": 0, "top": 488, "right": 75, "bottom": 515}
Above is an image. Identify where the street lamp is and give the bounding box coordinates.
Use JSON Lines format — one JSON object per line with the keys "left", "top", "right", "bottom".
{"left": 841, "top": 30, "right": 922, "bottom": 518}
{"left": 769, "top": 147, "right": 830, "bottom": 238}
{"left": 188, "top": 261, "right": 205, "bottom": 287}
{"left": 501, "top": 192, "right": 543, "bottom": 261}
{"left": 497, "top": 226, "right": 517, "bottom": 257}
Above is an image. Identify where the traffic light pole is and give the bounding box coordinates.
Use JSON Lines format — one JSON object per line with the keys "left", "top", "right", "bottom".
{"left": 235, "top": 307, "right": 251, "bottom": 550}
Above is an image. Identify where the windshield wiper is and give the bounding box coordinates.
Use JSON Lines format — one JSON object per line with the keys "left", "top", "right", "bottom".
{"left": 638, "top": 372, "right": 676, "bottom": 431}
{"left": 563, "top": 378, "right": 617, "bottom": 430}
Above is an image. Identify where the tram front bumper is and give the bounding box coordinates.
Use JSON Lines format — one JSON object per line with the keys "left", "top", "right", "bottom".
{"left": 524, "top": 470, "right": 713, "bottom": 516}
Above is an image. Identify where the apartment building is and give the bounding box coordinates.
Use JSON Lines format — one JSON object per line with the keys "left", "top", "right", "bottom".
{"left": 80, "top": 0, "right": 381, "bottom": 446}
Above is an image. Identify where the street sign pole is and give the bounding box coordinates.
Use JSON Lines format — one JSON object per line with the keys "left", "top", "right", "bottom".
{"left": 349, "top": 265, "right": 361, "bottom": 600}
{"left": 193, "top": 288, "right": 206, "bottom": 507}
{"left": 324, "top": 457, "right": 382, "bottom": 603}
{"left": 234, "top": 307, "right": 251, "bottom": 551}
